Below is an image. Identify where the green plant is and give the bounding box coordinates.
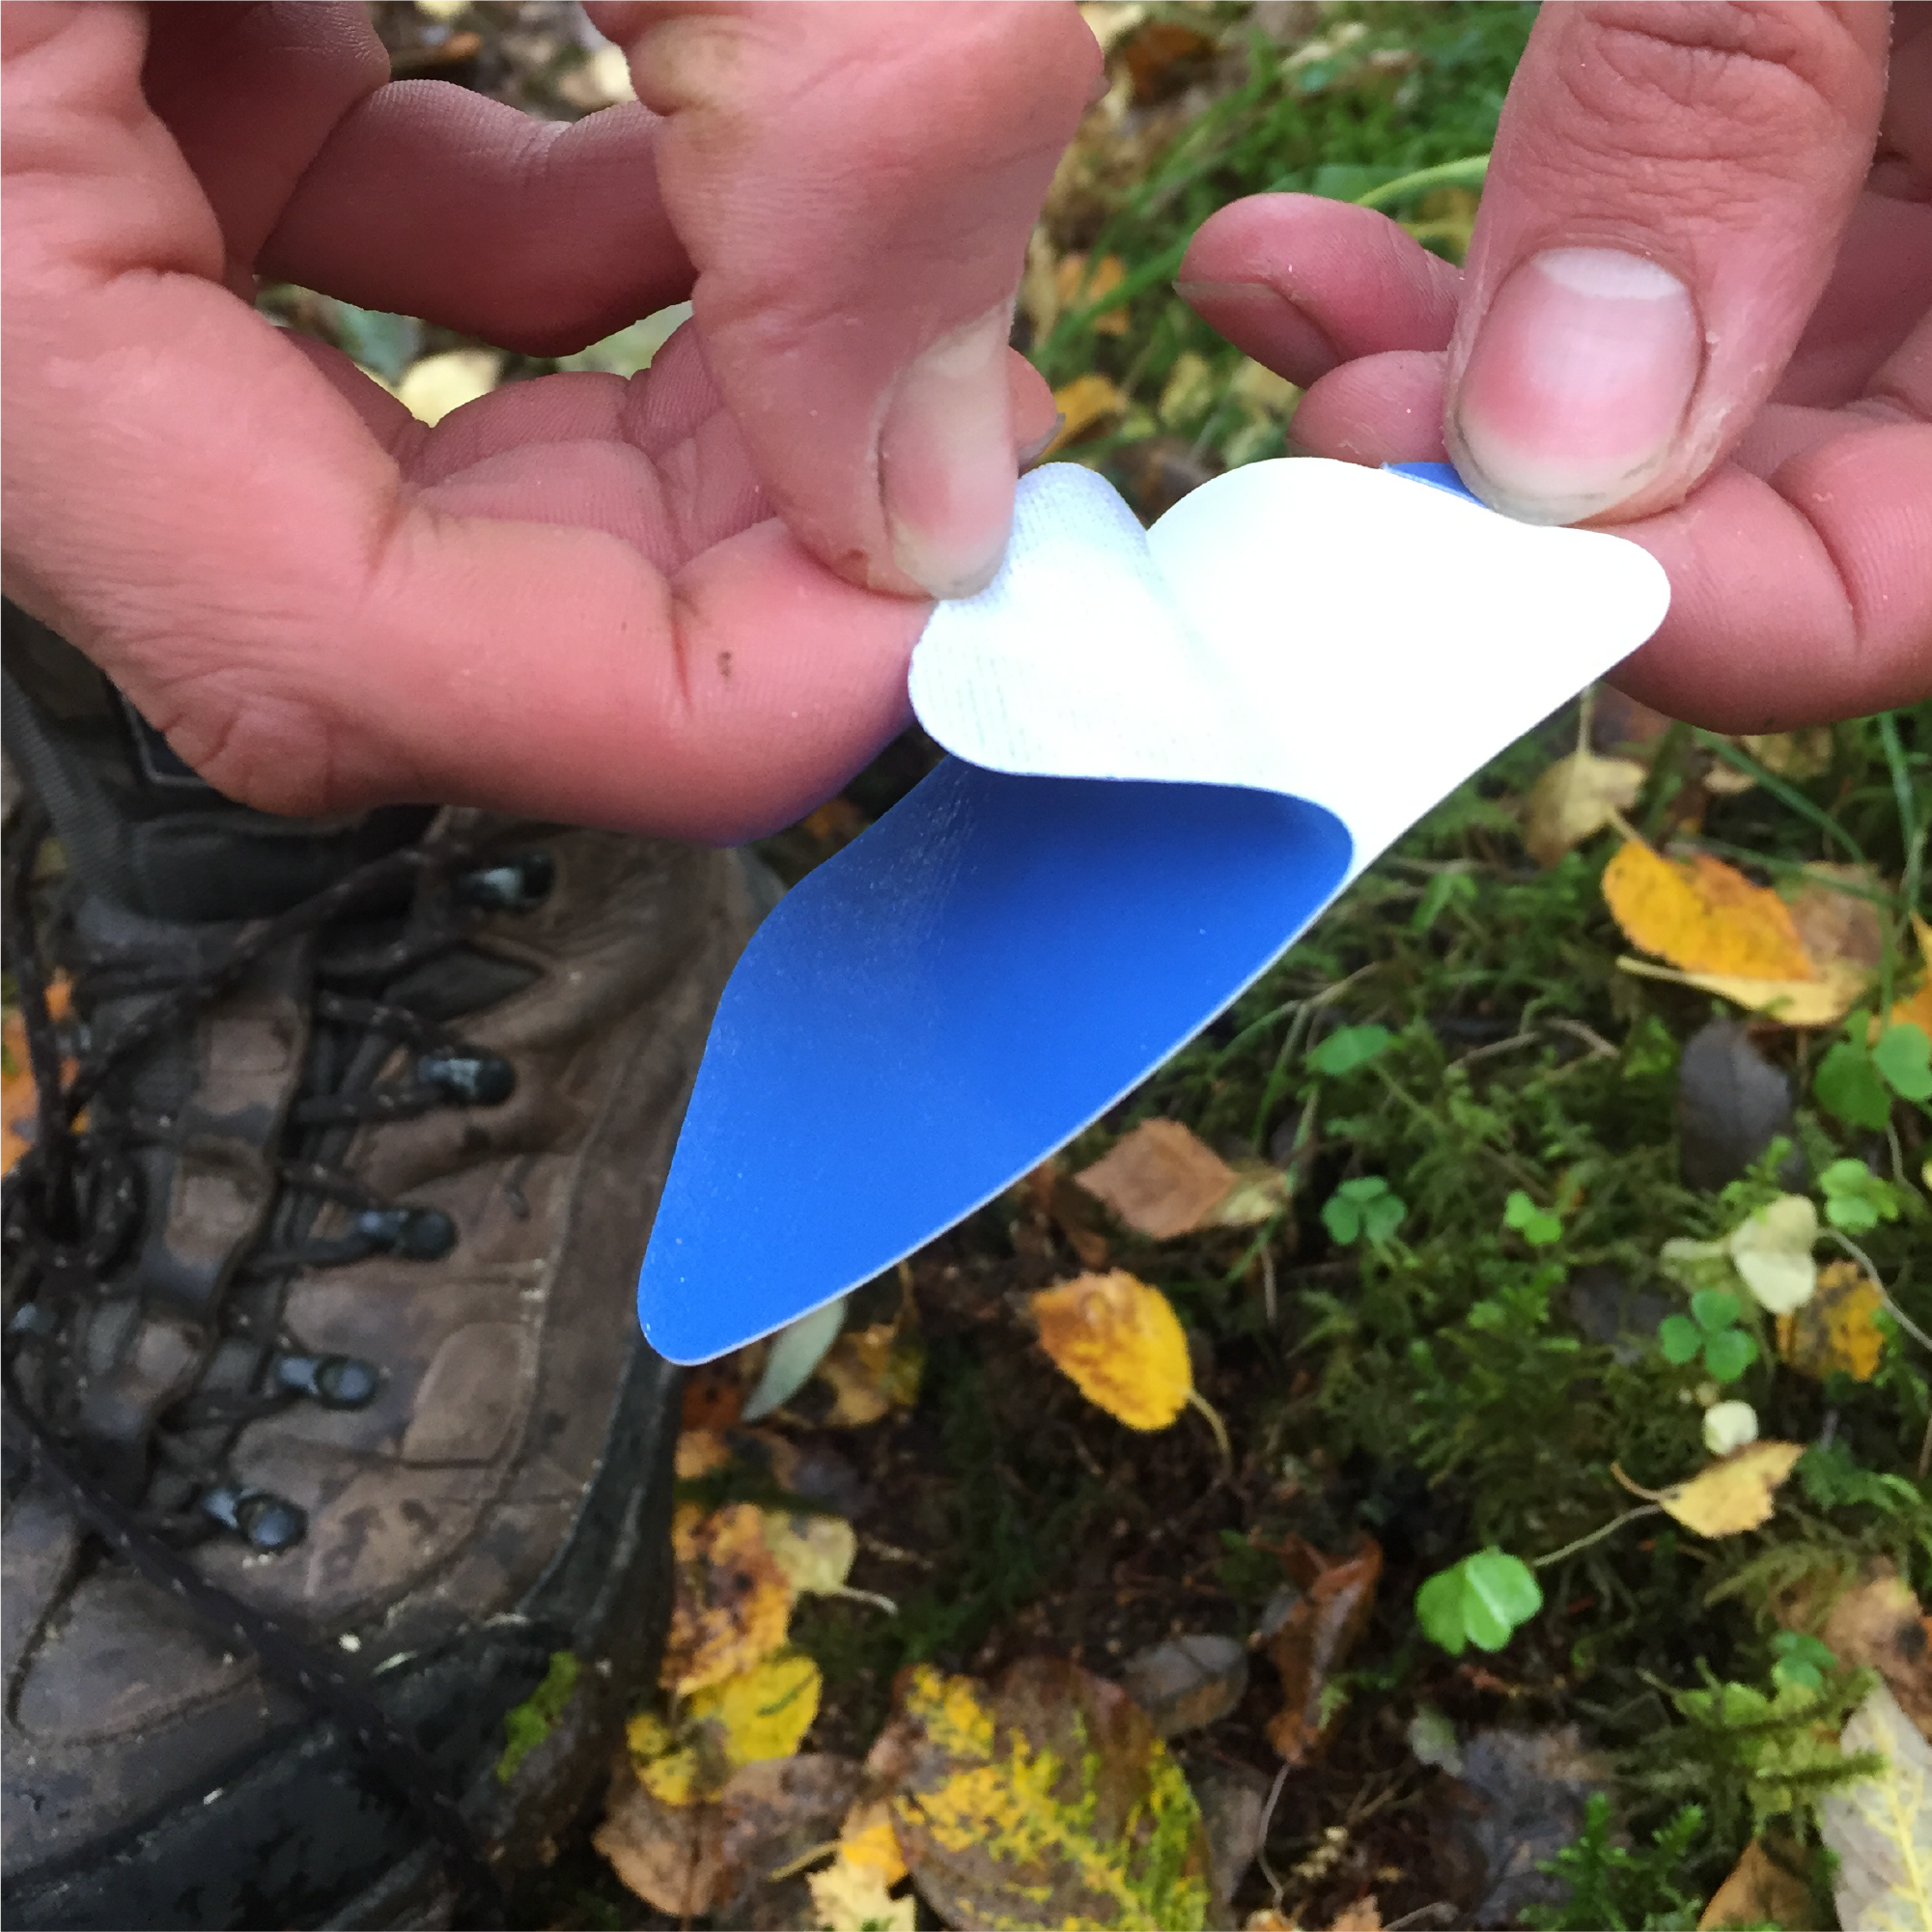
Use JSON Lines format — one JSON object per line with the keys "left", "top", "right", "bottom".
{"left": 1525, "top": 1794, "right": 1705, "bottom": 1932}
{"left": 1818, "top": 1158, "right": 1904, "bottom": 1235}
{"left": 1322, "top": 1174, "right": 1407, "bottom": 1246}
{"left": 1768, "top": 1631, "right": 1838, "bottom": 1694}
{"left": 1415, "top": 1547, "right": 1542, "bottom": 1655}
{"left": 1307, "top": 1023, "right": 1393, "bottom": 1078}
{"left": 1815, "top": 1018, "right": 1932, "bottom": 1129}
{"left": 1658, "top": 1289, "right": 1758, "bottom": 1385}
{"left": 1504, "top": 1188, "right": 1563, "bottom": 1246}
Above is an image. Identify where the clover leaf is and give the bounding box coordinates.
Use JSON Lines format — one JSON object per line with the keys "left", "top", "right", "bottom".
{"left": 1322, "top": 1175, "right": 1407, "bottom": 1247}
{"left": 1659, "top": 1287, "right": 1757, "bottom": 1385}
{"left": 1416, "top": 1548, "right": 1544, "bottom": 1656}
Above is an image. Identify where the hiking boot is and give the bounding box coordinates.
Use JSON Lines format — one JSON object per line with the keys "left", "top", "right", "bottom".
{"left": 2, "top": 793, "right": 764, "bottom": 1928}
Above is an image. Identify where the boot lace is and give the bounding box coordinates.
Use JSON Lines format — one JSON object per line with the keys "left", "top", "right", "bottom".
{"left": 0, "top": 802, "right": 552, "bottom": 1922}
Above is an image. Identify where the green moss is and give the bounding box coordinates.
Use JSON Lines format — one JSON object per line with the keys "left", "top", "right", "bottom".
{"left": 495, "top": 1649, "right": 580, "bottom": 1786}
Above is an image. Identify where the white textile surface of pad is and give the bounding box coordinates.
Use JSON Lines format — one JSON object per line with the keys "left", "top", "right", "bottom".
{"left": 911, "top": 459, "right": 1672, "bottom": 879}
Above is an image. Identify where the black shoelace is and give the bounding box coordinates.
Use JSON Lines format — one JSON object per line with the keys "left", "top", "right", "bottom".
{"left": 2, "top": 803, "right": 514, "bottom": 1926}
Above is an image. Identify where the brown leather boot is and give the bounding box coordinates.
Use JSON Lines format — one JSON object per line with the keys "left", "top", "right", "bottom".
{"left": 3, "top": 804, "right": 763, "bottom": 1928}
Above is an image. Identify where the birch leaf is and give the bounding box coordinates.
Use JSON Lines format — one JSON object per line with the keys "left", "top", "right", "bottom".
{"left": 864, "top": 1659, "right": 1213, "bottom": 1931}
{"left": 1820, "top": 1683, "right": 1932, "bottom": 1932}
{"left": 1603, "top": 843, "right": 1815, "bottom": 980}
{"left": 1031, "top": 1272, "right": 1191, "bottom": 1431}
{"left": 1617, "top": 1442, "right": 1806, "bottom": 1537}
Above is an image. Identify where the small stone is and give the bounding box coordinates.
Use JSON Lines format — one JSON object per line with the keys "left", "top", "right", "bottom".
{"left": 1121, "top": 1633, "right": 1247, "bottom": 1737}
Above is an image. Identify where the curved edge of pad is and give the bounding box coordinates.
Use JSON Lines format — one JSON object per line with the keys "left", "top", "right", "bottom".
{"left": 638, "top": 759, "right": 1352, "bottom": 1363}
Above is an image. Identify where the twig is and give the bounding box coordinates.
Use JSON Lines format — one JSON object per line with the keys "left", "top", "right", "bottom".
{"left": 1254, "top": 1762, "right": 1292, "bottom": 1910}
{"left": 1186, "top": 1388, "right": 1234, "bottom": 1478}
{"left": 1827, "top": 1229, "right": 1932, "bottom": 1352}
{"left": 1261, "top": 1246, "right": 1278, "bottom": 1330}
{"left": 1545, "top": 1016, "right": 1619, "bottom": 1059}
{"left": 1532, "top": 1504, "right": 1665, "bottom": 1569}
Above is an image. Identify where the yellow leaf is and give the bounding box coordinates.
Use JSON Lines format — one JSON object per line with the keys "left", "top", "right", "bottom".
{"left": 1877, "top": 910, "right": 1932, "bottom": 1042}
{"left": 809, "top": 1854, "right": 917, "bottom": 1932}
{"left": 1158, "top": 350, "right": 1217, "bottom": 427}
{"left": 1045, "top": 373, "right": 1127, "bottom": 456}
{"left": 1228, "top": 356, "right": 1300, "bottom": 417}
{"left": 1697, "top": 1835, "right": 1814, "bottom": 1929}
{"left": 395, "top": 348, "right": 502, "bottom": 425}
{"left": 816, "top": 1304, "right": 923, "bottom": 1428}
{"left": 1777, "top": 1259, "right": 1886, "bottom": 1383}
{"left": 868, "top": 1659, "right": 1212, "bottom": 1931}
{"left": 1742, "top": 728, "right": 1834, "bottom": 781}
{"left": 840, "top": 1796, "right": 909, "bottom": 1885}
{"left": 1076, "top": 1119, "right": 1241, "bottom": 1240}
{"left": 1603, "top": 843, "right": 1816, "bottom": 980}
{"left": 1787, "top": 863, "right": 1887, "bottom": 974}
{"left": 1031, "top": 1272, "right": 1191, "bottom": 1431}
{"left": 1616, "top": 1442, "right": 1806, "bottom": 1538}
{"left": 1521, "top": 750, "right": 1646, "bottom": 868}
{"left": 2, "top": 978, "right": 74, "bottom": 1178}
{"left": 661, "top": 1502, "right": 794, "bottom": 1695}
{"left": 691, "top": 1650, "right": 822, "bottom": 1766}
{"left": 1820, "top": 1683, "right": 1932, "bottom": 1932}
{"left": 762, "top": 1511, "right": 856, "bottom": 1597}
{"left": 1615, "top": 955, "right": 1865, "bottom": 1027}
{"left": 675, "top": 1428, "right": 732, "bottom": 1479}
{"left": 1054, "top": 252, "right": 1131, "bottom": 334}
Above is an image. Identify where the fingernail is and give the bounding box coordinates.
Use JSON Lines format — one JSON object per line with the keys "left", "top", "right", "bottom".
{"left": 881, "top": 304, "right": 1016, "bottom": 599}
{"left": 1174, "top": 280, "right": 1340, "bottom": 383}
{"left": 1450, "top": 246, "right": 1700, "bottom": 524}
{"left": 1017, "top": 413, "right": 1066, "bottom": 469}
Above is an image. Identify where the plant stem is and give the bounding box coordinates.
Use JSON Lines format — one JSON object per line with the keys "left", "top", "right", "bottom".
{"left": 1186, "top": 1387, "right": 1234, "bottom": 1478}
{"left": 1354, "top": 153, "right": 1490, "bottom": 209}
{"left": 1827, "top": 1228, "right": 1932, "bottom": 1353}
{"left": 1532, "top": 1504, "right": 1665, "bottom": 1569}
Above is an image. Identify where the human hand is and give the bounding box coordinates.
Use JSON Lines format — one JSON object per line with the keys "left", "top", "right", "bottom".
{"left": 1178, "top": 1, "right": 1931, "bottom": 728}
{"left": 1, "top": 2, "right": 1097, "bottom": 839}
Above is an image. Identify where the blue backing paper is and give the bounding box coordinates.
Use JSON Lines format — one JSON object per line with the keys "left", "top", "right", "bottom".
{"left": 639, "top": 762, "right": 1350, "bottom": 1363}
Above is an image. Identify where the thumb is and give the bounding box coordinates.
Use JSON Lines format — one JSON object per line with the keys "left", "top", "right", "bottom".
{"left": 596, "top": 1, "right": 1098, "bottom": 597}
{"left": 1446, "top": 1, "right": 1890, "bottom": 525}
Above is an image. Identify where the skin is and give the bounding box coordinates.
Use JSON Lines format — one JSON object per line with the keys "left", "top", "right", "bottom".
{"left": 1181, "top": 1, "right": 1932, "bottom": 730}
{"left": 1, "top": 2, "right": 1095, "bottom": 840}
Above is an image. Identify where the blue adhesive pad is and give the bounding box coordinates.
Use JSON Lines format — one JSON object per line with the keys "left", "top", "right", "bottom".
{"left": 639, "top": 761, "right": 1349, "bottom": 1363}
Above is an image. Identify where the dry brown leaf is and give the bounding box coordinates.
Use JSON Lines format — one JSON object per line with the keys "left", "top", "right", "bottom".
{"left": 1696, "top": 1835, "right": 1813, "bottom": 1929}
{"left": 1261, "top": 1537, "right": 1383, "bottom": 1764}
{"left": 1521, "top": 750, "right": 1646, "bottom": 867}
{"left": 1787, "top": 864, "right": 1888, "bottom": 974}
{"left": 1603, "top": 843, "right": 1816, "bottom": 980}
{"left": 599, "top": 1754, "right": 866, "bottom": 1922}
{"left": 661, "top": 1502, "right": 794, "bottom": 1695}
{"left": 1776, "top": 1259, "right": 1886, "bottom": 1384}
{"left": 1054, "top": 251, "right": 1130, "bottom": 333}
{"left": 1820, "top": 1683, "right": 1932, "bottom": 1932}
{"left": 2, "top": 978, "right": 73, "bottom": 1179}
{"left": 1077, "top": 1119, "right": 1241, "bottom": 1239}
{"left": 1743, "top": 728, "right": 1834, "bottom": 781}
{"left": 1045, "top": 372, "right": 1128, "bottom": 456}
{"left": 1031, "top": 1271, "right": 1191, "bottom": 1431}
{"left": 1819, "top": 1566, "right": 1932, "bottom": 1745}
{"left": 675, "top": 1428, "right": 732, "bottom": 1479}
{"left": 1615, "top": 1442, "right": 1806, "bottom": 1538}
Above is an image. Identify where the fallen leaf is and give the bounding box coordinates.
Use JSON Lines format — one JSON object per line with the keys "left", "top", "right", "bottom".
{"left": 1819, "top": 1683, "right": 1932, "bottom": 1932}
{"left": 1603, "top": 843, "right": 1816, "bottom": 980}
{"left": 1616, "top": 1442, "right": 1806, "bottom": 1537}
{"left": 1261, "top": 1537, "right": 1384, "bottom": 1763}
{"left": 1191, "top": 1765, "right": 1270, "bottom": 1919}
{"left": 865, "top": 1658, "right": 1214, "bottom": 1931}
{"left": 681, "top": 1356, "right": 750, "bottom": 1431}
{"left": 676, "top": 1429, "right": 732, "bottom": 1479}
{"left": 1743, "top": 728, "right": 1834, "bottom": 781}
{"left": 597, "top": 1755, "right": 869, "bottom": 1925}
{"left": 1729, "top": 1195, "right": 1819, "bottom": 1314}
{"left": 1429, "top": 1725, "right": 1604, "bottom": 1929}
{"left": 1, "top": 977, "right": 73, "bottom": 1179}
{"left": 661, "top": 1502, "right": 795, "bottom": 1695}
{"left": 1675, "top": 1021, "right": 1794, "bottom": 1192}
{"left": 1328, "top": 1898, "right": 1382, "bottom": 1931}
{"left": 839, "top": 1796, "right": 909, "bottom": 1885}
{"left": 1787, "top": 864, "right": 1888, "bottom": 974}
{"left": 1696, "top": 1834, "right": 1813, "bottom": 1929}
{"left": 1121, "top": 15, "right": 1216, "bottom": 102}
{"left": 1054, "top": 252, "right": 1131, "bottom": 333}
{"left": 395, "top": 347, "right": 501, "bottom": 425}
{"left": 1076, "top": 1119, "right": 1243, "bottom": 1239}
{"left": 1776, "top": 1259, "right": 1886, "bottom": 1383}
{"left": 1520, "top": 749, "right": 1646, "bottom": 867}
{"left": 743, "top": 1299, "right": 848, "bottom": 1421}
{"left": 630, "top": 1649, "right": 824, "bottom": 1806}
{"left": 762, "top": 1510, "right": 858, "bottom": 1596}
{"left": 1045, "top": 372, "right": 1128, "bottom": 456}
{"left": 554, "top": 41, "right": 634, "bottom": 110}
{"left": 1031, "top": 1271, "right": 1191, "bottom": 1431}
{"left": 1228, "top": 357, "right": 1300, "bottom": 417}
{"left": 1159, "top": 350, "right": 1218, "bottom": 427}
{"left": 816, "top": 1296, "right": 924, "bottom": 1428}
{"left": 1880, "top": 911, "right": 1932, "bottom": 1040}
{"left": 1616, "top": 956, "right": 1866, "bottom": 1028}
{"left": 809, "top": 1855, "right": 917, "bottom": 1932}
{"left": 1121, "top": 1633, "right": 1247, "bottom": 1738}
{"left": 1819, "top": 1566, "right": 1932, "bottom": 1745}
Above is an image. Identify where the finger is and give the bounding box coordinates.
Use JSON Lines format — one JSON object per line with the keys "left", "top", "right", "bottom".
{"left": 1611, "top": 420, "right": 1932, "bottom": 727}
{"left": 1177, "top": 194, "right": 1461, "bottom": 385}
{"left": 1289, "top": 350, "right": 1450, "bottom": 466}
{"left": 2, "top": 4, "right": 921, "bottom": 841}
{"left": 608, "top": 0, "right": 1100, "bottom": 600}
{"left": 1446, "top": 1, "right": 1890, "bottom": 526}
{"left": 263, "top": 89, "right": 695, "bottom": 355}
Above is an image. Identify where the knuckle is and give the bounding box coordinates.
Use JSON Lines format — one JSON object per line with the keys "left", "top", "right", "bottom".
{"left": 1538, "top": 2, "right": 1880, "bottom": 182}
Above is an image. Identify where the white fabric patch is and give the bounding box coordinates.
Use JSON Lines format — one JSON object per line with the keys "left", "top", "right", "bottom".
{"left": 911, "top": 460, "right": 1671, "bottom": 881}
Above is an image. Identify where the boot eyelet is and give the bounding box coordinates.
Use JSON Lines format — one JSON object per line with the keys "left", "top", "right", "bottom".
{"left": 456, "top": 850, "right": 554, "bottom": 911}
{"left": 416, "top": 1050, "right": 515, "bottom": 1106}
{"left": 201, "top": 1484, "right": 307, "bottom": 1553}
{"left": 275, "top": 1353, "right": 380, "bottom": 1409}
{"left": 353, "top": 1206, "right": 456, "bottom": 1262}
